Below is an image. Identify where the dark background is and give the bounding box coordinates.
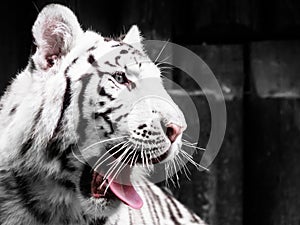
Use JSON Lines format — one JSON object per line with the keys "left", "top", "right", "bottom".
{"left": 1, "top": 1, "right": 300, "bottom": 225}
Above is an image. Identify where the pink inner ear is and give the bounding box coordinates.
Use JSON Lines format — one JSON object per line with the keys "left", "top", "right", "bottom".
{"left": 40, "top": 20, "right": 69, "bottom": 69}
{"left": 42, "top": 19, "right": 69, "bottom": 57}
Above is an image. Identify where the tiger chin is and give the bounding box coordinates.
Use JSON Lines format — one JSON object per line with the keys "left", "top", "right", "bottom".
{"left": 0, "top": 4, "right": 205, "bottom": 225}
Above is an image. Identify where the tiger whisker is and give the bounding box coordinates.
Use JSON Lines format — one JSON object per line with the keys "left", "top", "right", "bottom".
{"left": 172, "top": 157, "right": 180, "bottom": 187}
{"left": 175, "top": 154, "right": 191, "bottom": 181}
{"left": 166, "top": 163, "right": 176, "bottom": 187}
{"left": 104, "top": 156, "right": 131, "bottom": 195}
{"left": 141, "top": 143, "right": 145, "bottom": 168}
{"left": 71, "top": 149, "right": 86, "bottom": 165}
{"left": 144, "top": 148, "right": 150, "bottom": 171}
{"left": 133, "top": 146, "right": 140, "bottom": 166}
{"left": 164, "top": 164, "right": 170, "bottom": 188}
{"left": 102, "top": 144, "right": 132, "bottom": 181}
{"left": 154, "top": 40, "right": 169, "bottom": 63}
{"left": 81, "top": 136, "right": 128, "bottom": 153}
{"left": 104, "top": 144, "right": 133, "bottom": 177}
{"left": 177, "top": 155, "right": 191, "bottom": 180}
{"left": 182, "top": 138, "right": 198, "bottom": 145}
{"left": 180, "top": 150, "right": 209, "bottom": 171}
{"left": 158, "top": 66, "right": 173, "bottom": 70}
{"left": 130, "top": 143, "right": 139, "bottom": 167}
{"left": 158, "top": 55, "right": 172, "bottom": 64}
{"left": 104, "top": 147, "right": 134, "bottom": 194}
{"left": 93, "top": 141, "right": 129, "bottom": 171}
{"left": 113, "top": 150, "right": 135, "bottom": 179}
{"left": 182, "top": 143, "right": 206, "bottom": 151}
{"left": 155, "top": 57, "right": 171, "bottom": 66}
{"left": 94, "top": 141, "right": 129, "bottom": 169}
{"left": 73, "top": 138, "right": 128, "bottom": 167}
{"left": 98, "top": 147, "right": 130, "bottom": 192}
{"left": 182, "top": 133, "right": 196, "bottom": 141}
{"left": 175, "top": 157, "right": 183, "bottom": 186}
{"left": 156, "top": 63, "right": 173, "bottom": 70}
{"left": 105, "top": 143, "right": 131, "bottom": 167}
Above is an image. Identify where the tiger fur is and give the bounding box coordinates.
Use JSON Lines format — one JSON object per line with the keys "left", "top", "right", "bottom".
{"left": 0, "top": 4, "right": 206, "bottom": 225}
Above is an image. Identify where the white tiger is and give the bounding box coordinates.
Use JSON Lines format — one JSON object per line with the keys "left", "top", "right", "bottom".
{"left": 0, "top": 4, "right": 206, "bottom": 225}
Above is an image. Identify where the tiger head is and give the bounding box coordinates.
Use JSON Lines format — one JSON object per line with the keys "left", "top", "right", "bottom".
{"left": 30, "top": 4, "right": 187, "bottom": 215}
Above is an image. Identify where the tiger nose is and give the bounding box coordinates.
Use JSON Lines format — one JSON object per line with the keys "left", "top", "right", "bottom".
{"left": 166, "top": 124, "right": 183, "bottom": 143}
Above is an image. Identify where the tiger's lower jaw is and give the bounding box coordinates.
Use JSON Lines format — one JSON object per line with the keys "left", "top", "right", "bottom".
{"left": 79, "top": 138, "right": 182, "bottom": 211}
{"left": 80, "top": 163, "right": 143, "bottom": 210}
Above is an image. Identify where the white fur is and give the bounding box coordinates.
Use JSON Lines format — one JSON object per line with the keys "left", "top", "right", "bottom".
{"left": 0, "top": 4, "right": 204, "bottom": 225}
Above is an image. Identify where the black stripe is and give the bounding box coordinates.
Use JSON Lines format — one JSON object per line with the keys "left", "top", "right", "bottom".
{"left": 88, "top": 46, "right": 96, "bottom": 51}
{"left": 105, "top": 61, "right": 116, "bottom": 67}
{"left": 138, "top": 206, "right": 147, "bottom": 225}
{"left": 129, "top": 210, "right": 134, "bottom": 225}
{"left": 92, "top": 104, "right": 123, "bottom": 136}
{"left": 88, "top": 55, "right": 95, "bottom": 64}
{"left": 13, "top": 171, "right": 52, "bottom": 224}
{"left": 147, "top": 189, "right": 160, "bottom": 224}
{"left": 58, "top": 144, "right": 77, "bottom": 172}
{"left": 52, "top": 76, "right": 71, "bottom": 137}
{"left": 125, "top": 43, "right": 134, "bottom": 49}
{"left": 20, "top": 138, "right": 34, "bottom": 156}
{"left": 29, "top": 58, "right": 36, "bottom": 73}
{"left": 72, "top": 57, "right": 79, "bottom": 64}
{"left": 45, "top": 139, "right": 62, "bottom": 160}
{"left": 92, "top": 110, "right": 114, "bottom": 136}
{"left": 115, "top": 113, "right": 128, "bottom": 122}
{"left": 166, "top": 200, "right": 181, "bottom": 225}
{"left": 88, "top": 55, "right": 99, "bottom": 67}
{"left": 79, "top": 163, "right": 94, "bottom": 198}
{"left": 64, "top": 58, "right": 78, "bottom": 75}
{"left": 143, "top": 188, "right": 158, "bottom": 225}
{"left": 111, "top": 43, "right": 122, "bottom": 47}
{"left": 115, "top": 55, "right": 121, "bottom": 66}
{"left": 56, "top": 178, "right": 76, "bottom": 191}
{"left": 19, "top": 104, "right": 43, "bottom": 156}
{"left": 98, "top": 86, "right": 115, "bottom": 101}
{"left": 89, "top": 217, "right": 107, "bottom": 225}
{"left": 76, "top": 74, "right": 93, "bottom": 148}
{"left": 9, "top": 105, "right": 17, "bottom": 115}
{"left": 46, "top": 74, "right": 71, "bottom": 159}
{"left": 138, "top": 124, "right": 147, "bottom": 129}
{"left": 145, "top": 183, "right": 166, "bottom": 218}
{"left": 120, "top": 50, "right": 128, "bottom": 54}
{"left": 189, "top": 210, "right": 201, "bottom": 223}
{"left": 34, "top": 105, "right": 44, "bottom": 126}
{"left": 167, "top": 195, "right": 183, "bottom": 218}
{"left": 99, "top": 101, "right": 105, "bottom": 106}
{"left": 107, "top": 77, "right": 120, "bottom": 88}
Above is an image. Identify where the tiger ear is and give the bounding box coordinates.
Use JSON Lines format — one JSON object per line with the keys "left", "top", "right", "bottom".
{"left": 123, "top": 25, "right": 143, "bottom": 51}
{"left": 32, "top": 4, "right": 83, "bottom": 70}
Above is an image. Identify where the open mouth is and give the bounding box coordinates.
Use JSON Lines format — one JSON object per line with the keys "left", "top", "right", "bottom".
{"left": 80, "top": 163, "right": 143, "bottom": 209}
{"left": 79, "top": 133, "right": 179, "bottom": 210}
{"left": 147, "top": 148, "right": 171, "bottom": 164}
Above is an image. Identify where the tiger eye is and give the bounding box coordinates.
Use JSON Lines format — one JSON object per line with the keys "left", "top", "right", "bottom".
{"left": 113, "top": 71, "right": 128, "bottom": 84}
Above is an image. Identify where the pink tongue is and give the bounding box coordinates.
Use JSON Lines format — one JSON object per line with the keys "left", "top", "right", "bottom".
{"left": 109, "top": 179, "right": 143, "bottom": 209}
{"left": 109, "top": 177, "right": 143, "bottom": 209}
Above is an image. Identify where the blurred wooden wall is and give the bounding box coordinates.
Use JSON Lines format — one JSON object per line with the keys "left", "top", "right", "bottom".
{"left": 1, "top": 1, "right": 300, "bottom": 225}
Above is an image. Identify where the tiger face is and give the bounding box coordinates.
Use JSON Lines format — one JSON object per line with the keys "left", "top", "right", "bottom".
{"left": 30, "top": 4, "right": 187, "bottom": 215}
{"left": 80, "top": 36, "right": 187, "bottom": 163}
